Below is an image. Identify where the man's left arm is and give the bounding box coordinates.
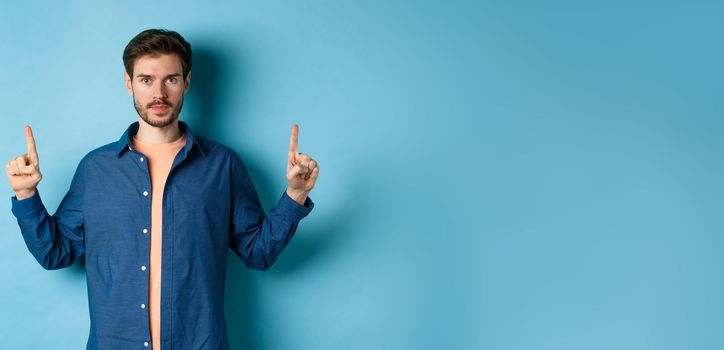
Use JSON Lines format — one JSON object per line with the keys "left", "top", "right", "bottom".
{"left": 227, "top": 124, "right": 319, "bottom": 270}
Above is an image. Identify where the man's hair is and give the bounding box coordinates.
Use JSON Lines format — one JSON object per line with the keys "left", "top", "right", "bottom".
{"left": 123, "top": 29, "right": 192, "bottom": 80}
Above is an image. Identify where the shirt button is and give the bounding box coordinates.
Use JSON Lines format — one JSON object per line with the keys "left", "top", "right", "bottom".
{"left": 143, "top": 191, "right": 149, "bottom": 197}
{"left": 141, "top": 265, "right": 147, "bottom": 271}
{"left": 144, "top": 341, "right": 149, "bottom": 347}
{"left": 141, "top": 303, "right": 146, "bottom": 309}
{"left": 140, "top": 157, "right": 144, "bottom": 162}
{"left": 143, "top": 228, "right": 148, "bottom": 234}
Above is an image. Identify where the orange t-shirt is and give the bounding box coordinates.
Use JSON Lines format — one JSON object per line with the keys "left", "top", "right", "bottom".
{"left": 132, "top": 133, "right": 186, "bottom": 350}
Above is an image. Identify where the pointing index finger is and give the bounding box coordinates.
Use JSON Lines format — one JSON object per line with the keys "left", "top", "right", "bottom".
{"left": 25, "top": 125, "right": 38, "bottom": 159}
{"left": 289, "top": 124, "right": 299, "bottom": 154}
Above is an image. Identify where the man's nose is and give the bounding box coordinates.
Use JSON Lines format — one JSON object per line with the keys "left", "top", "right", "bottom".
{"left": 152, "top": 81, "right": 167, "bottom": 99}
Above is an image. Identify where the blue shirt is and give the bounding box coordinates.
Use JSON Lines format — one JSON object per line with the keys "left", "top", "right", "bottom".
{"left": 11, "top": 121, "right": 314, "bottom": 349}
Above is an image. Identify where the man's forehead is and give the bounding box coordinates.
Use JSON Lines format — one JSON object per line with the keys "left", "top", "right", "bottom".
{"left": 133, "top": 53, "right": 183, "bottom": 76}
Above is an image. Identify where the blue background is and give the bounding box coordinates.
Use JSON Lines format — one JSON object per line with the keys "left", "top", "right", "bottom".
{"left": 1, "top": 1, "right": 723, "bottom": 349}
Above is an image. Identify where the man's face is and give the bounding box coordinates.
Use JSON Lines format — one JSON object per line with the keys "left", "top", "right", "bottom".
{"left": 124, "top": 54, "right": 190, "bottom": 128}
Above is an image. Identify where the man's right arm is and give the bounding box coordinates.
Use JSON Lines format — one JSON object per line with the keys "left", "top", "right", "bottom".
{"left": 6, "top": 126, "right": 85, "bottom": 270}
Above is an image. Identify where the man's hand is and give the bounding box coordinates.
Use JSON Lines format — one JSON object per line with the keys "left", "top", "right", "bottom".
{"left": 6, "top": 125, "right": 42, "bottom": 200}
{"left": 286, "top": 124, "right": 319, "bottom": 205}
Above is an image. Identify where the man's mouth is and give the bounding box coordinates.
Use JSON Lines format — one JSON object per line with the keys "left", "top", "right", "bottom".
{"left": 149, "top": 103, "right": 170, "bottom": 113}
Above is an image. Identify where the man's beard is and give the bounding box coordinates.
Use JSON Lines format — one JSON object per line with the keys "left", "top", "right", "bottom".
{"left": 133, "top": 94, "right": 184, "bottom": 128}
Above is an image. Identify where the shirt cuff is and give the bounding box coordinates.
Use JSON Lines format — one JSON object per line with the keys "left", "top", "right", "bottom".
{"left": 277, "top": 191, "right": 314, "bottom": 223}
{"left": 11, "top": 190, "right": 46, "bottom": 219}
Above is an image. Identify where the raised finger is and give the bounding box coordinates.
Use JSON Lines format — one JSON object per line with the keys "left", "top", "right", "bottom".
{"left": 289, "top": 124, "right": 299, "bottom": 154}
{"left": 25, "top": 125, "right": 38, "bottom": 159}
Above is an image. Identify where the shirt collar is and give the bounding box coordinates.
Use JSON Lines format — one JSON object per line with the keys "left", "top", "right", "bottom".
{"left": 114, "top": 121, "right": 205, "bottom": 157}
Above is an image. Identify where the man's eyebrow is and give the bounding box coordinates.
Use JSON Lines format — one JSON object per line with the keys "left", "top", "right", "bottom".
{"left": 134, "top": 73, "right": 181, "bottom": 79}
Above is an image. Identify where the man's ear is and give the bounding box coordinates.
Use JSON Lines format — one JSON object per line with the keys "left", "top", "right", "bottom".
{"left": 183, "top": 71, "right": 191, "bottom": 94}
{"left": 124, "top": 71, "right": 133, "bottom": 95}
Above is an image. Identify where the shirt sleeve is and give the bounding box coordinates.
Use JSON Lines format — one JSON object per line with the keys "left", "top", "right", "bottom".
{"left": 227, "top": 153, "right": 314, "bottom": 271}
{"left": 10, "top": 161, "right": 86, "bottom": 270}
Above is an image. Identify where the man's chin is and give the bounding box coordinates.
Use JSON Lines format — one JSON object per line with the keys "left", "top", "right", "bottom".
{"left": 141, "top": 113, "right": 178, "bottom": 128}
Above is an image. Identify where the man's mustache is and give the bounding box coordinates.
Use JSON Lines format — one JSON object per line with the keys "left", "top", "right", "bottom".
{"left": 147, "top": 100, "right": 171, "bottom": 108}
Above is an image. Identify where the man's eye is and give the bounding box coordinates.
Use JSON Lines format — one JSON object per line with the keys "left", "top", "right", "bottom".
{"left": 141, "top": 78, "right": 151, "bottom": 84}
{"left": 167, "top": 77, "right": 178, "bottom": 84}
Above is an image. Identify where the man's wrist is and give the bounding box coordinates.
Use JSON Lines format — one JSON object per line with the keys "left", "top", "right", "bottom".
{"left": 14, "top": 189, "right": 36, "bottom": 200}
{"left": 285, "top": 188, "right": 309, "bottom": 206}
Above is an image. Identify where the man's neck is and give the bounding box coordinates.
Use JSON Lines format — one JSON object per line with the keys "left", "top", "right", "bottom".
{"left": 135, "top": 118, "right": 182, "bottom": 144}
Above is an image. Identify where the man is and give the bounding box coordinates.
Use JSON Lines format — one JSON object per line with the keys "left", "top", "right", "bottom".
{"left": 5, "top": 29, "right": 319, "bottom": 349}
